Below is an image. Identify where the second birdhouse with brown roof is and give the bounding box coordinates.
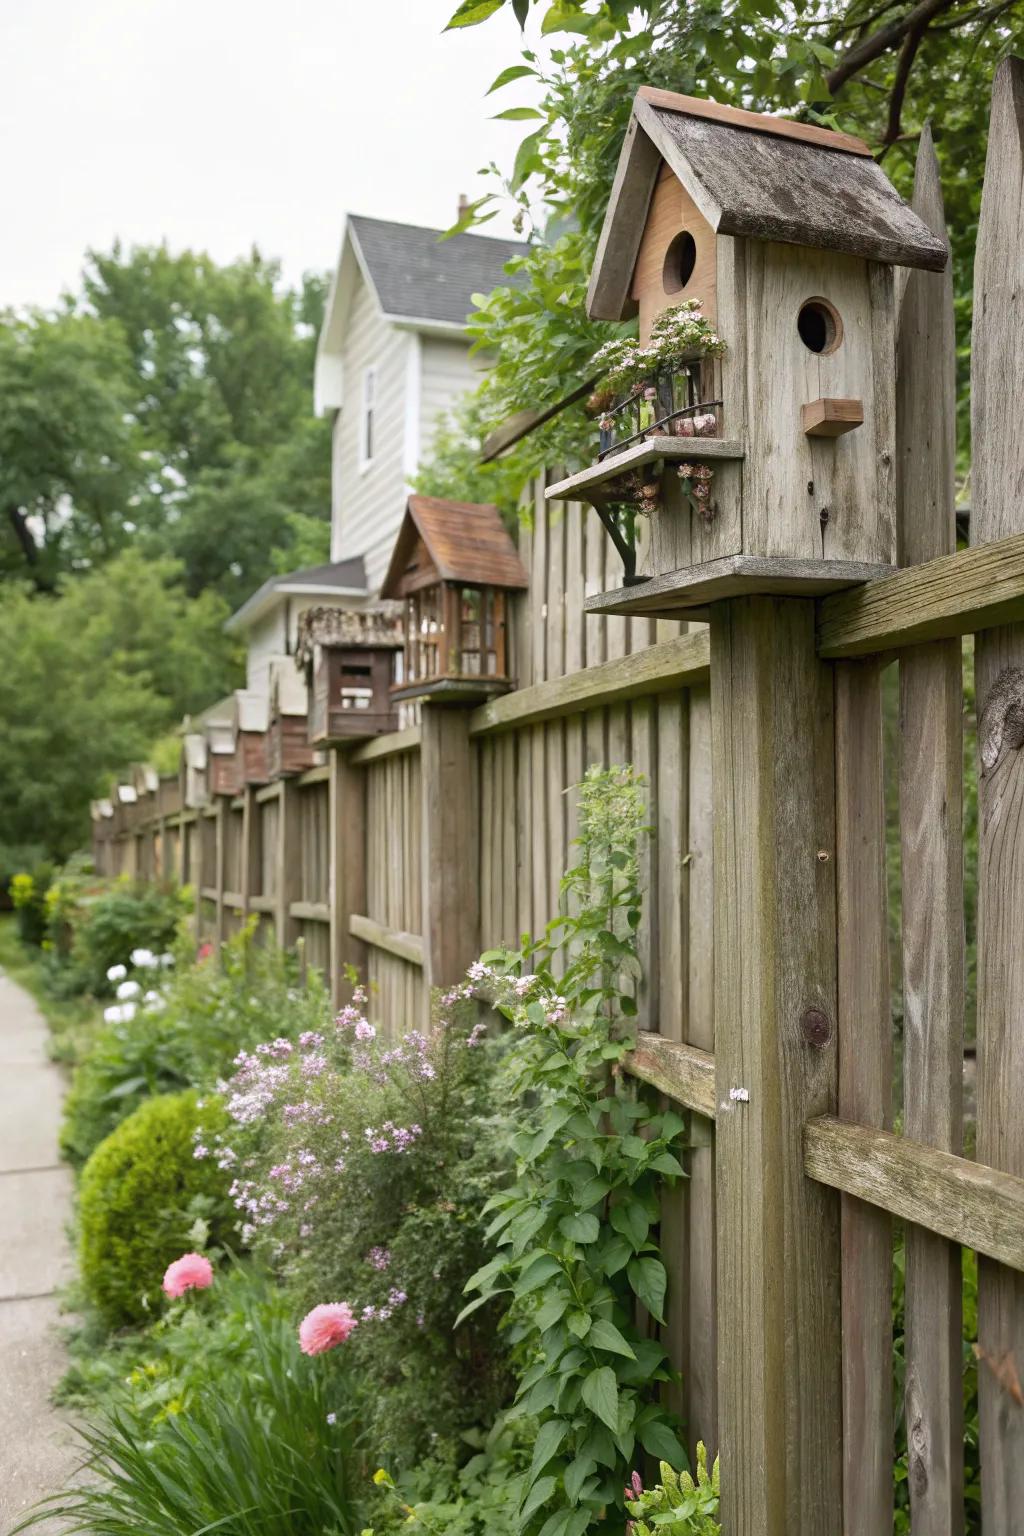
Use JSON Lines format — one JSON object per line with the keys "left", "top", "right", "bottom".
{"left": 547, "top": 88, "right": 947, "bottom": 617}
{"left": 381, "top": 496, "right": 528, "bottom": 702}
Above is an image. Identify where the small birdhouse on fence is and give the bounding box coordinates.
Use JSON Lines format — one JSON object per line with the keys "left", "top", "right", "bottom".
{"left": 296, "top": 606, "right": 403, "bottom": 744}
{"left": 547, "top": 87, "right": 947, "bottom": 618}
{"left": 206, "top": 709, "right": 242, "bottom": 798}
{"left": 182, "top": 732, "right": 208, "bottom": 810}
{"left": 112, "top": 781, "right": 138, "bottom": 837}
{"left": 232, "top": 691, "right": 271, "bottom": 787}
{"left": 381, "top": 496, "right": 528, "bottom": 702}
{"left": 266, "top": 660, "right": 318, "bottom": 777}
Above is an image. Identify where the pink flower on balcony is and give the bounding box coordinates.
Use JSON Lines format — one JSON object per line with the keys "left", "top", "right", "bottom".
{"left": 298, "top": 1301, "right": 358, "bottom": 1355}
{"left": 162, "top": 1252, "right": 214, "bottom": 1298}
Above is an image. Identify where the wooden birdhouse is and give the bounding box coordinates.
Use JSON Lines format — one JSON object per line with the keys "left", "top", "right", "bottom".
{"left": 266, "top": 660, "right": 318, "bottom": 777}
{"left": 296, "top": 606, "right": 403, "bottom": 745}
{"left": 232, "top": 691, "right": 271, "bottom": 787}
{"left": 182, "top": 732, "right": 209, "bottom": 810}
{"left": 206, "top": 712, "right": 242, "bottom": 798}
{"left": 381, "top": 496, "right": 528, "bottom": 702}
{"left": 548, "top": 88, "right": 947, "bottom": 617}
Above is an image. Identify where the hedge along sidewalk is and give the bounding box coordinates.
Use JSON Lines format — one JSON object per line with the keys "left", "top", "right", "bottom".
{"left": 0, "top": 964, "right": 79, "bottom": 1533}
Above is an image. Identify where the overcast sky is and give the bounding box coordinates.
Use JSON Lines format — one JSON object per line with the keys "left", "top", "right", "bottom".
{"left": 0, "top": 0, "right": 546, "bottom": 310}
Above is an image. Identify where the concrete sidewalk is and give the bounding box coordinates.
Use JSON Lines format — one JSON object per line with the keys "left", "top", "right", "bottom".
{"left": 0, "top": 970, "right": 78, "bottom": 1534}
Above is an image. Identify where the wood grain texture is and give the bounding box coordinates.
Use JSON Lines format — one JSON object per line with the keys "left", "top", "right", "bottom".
{"left": 276, "top": 778, "right": 302, "bottom": 949}
{"left": 710, "top": 597, "right": 842, "bottom": 1536}
{"left": 805, "top": 1119, "right": 1024, "bottom": 1274}
{"left": 349, "top": 913, "right": 424, "bottom": 967}
{"left": 420, "top": 707, "right": 479, "bottom": 990}
{"left": 350, "top": 726, "right": 422, "bottom": 765}
{"left": 630, "top": 162, "right": 718, "bottom": 341}
{"left": 586, "top": 111, "right": 661, "bottom": 322}
{"left": 971, "top": 56, "right": 1024, "bottom": 1530}
{"left": 800, "top": 397, "right": 863, "bottom": 437}
{"left": 468, "top": 631, "right": 711, "bottom": 735}
{"left": 329, "top": 748, "right": 367, "bottom": 1007}
{"left": 624, "top": 1033, "right": 716, "bottom": 1119}
{"left": 636, "top": 85, "right": 872, "bottom": 156}
{"left": 896, "top": 123, "right": 964, "bottom": 1536}
{"left": 834, "top": 658, "right": 893, "bottom": 1536}
{"left": 817, "top": 530, "right": 1024, "bottom": 656}
{"left": 545, "top": 437, "right": 745, "bottom": 504}
{"left": 588, "top": 554, "right": 893, "bottom": 620}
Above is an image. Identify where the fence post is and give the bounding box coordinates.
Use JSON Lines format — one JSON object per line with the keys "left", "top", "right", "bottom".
{"left": 711, "top": 597, "right": 842, "bottom": 1536}
{"left": 240, "top": 786, "right": 258, "bottom": 926}
{"left": 420, "top": 705, "right": 479, "bottom": 994}
{"left": 214, "top": 798, "right": 226, "bottom": 946}
{"left": 329, "top": 747, "right": 367, "bottom": 1009}
{"left": 276, "top": 780, "right": 301, "bottom": 950}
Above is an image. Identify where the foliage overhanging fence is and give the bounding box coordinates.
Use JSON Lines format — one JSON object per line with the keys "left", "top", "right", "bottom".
{"left": 94, "top": 63, "right": 1024, "bottom": 1534}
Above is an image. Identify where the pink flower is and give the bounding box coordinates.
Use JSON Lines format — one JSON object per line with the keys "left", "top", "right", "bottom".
{"left": 299, "top": 1301, "right": 358, "bottom": 1355}
{"left": 162, "top": 1252, "right": 214, "bottom": 1298}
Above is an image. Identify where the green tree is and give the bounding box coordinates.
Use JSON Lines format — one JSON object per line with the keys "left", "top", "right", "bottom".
{"left": 0, "top": 550, "right": 240, "bottom": 857}
{"left": 445, "top": 0, "right": 1023, "bottom": 473}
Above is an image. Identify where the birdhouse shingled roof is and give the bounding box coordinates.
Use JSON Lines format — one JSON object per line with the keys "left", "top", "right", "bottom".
{"left": 381, "top": 496, "right": 529, "bottom": 599}
{"left": 588, "top": 87, "right": 948, "bottom": 321}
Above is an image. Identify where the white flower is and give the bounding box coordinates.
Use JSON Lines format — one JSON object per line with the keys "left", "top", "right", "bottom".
{"left": 159, "top": 952, "right": 175, "bottom": 968}
{"left": 103, "top": 1002, "right": 137, "bottom": 1024}
{"left": 131, "top": 948, "right": 158, "bottom": 969}
{"left": 106, "top": 963, "right": 127, "bottom": 982}
{"left": 116, "top": 979, "right": 141, "bottom": 1000}
{"left": 143, "top": 990, "right": 166, "bottom": 1012}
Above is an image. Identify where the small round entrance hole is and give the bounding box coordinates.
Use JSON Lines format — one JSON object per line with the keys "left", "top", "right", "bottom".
{"left": 797, "top": 297, "right": 842, "bottom": 354}
{"left": 662, "top": 231, "right": 697, "bottom": 294}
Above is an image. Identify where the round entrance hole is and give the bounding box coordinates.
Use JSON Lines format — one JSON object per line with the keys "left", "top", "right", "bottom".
{"left": 797, "top": 297, "right": 843, "bottom": 354}
{"left": 662, "top": 230, "right": 697, "bottom": 294}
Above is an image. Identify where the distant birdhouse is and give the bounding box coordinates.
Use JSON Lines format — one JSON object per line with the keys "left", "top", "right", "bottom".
{"left": 548, "top": 88, "right": 947, "bottom": 618}
{"left": 232, "top": 691, "right": 271, "bottom": 787}
{"left": 381, "top": 496, "right": 528, "bottom": 702}
{"left": 296, "top": 606, "right": 403, "bottom": 745}
{"left": 266, "top": 661, "right": 318, "bottom": 777}
{"left": 206, "top": 712, "right": 242, "bottom": 798}
{"left": 182, "top": 732, "right": 208, "bottom": 810}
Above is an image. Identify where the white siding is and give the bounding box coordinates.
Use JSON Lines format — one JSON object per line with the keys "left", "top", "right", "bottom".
{"left": 330, "top": 273, "right": 412, "bottom": 594}
{"left": 245, "top": 611, "right": 288, "bottom": 696}
{"left": 418, "top": 337, "right": 482, "bottom": 459}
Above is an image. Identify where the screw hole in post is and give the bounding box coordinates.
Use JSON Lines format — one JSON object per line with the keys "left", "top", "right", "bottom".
{"left": 797, "top": 297, "right": 843, "bottom": 355}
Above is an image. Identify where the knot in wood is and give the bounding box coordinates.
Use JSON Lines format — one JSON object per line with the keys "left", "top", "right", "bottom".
{"left": 800, "top": 1007, "right": 832, "bottom": 1048}
{"left": 979, "top": 666, "right": 1024, "bottom": 774}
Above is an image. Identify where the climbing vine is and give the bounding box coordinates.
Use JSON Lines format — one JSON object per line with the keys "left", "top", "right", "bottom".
{"left": 460, "top": 766, "right": 687, "bottom": 1536}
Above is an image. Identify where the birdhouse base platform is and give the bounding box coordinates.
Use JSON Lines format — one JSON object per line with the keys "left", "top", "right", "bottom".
{"left": 585, "top": 554, "right": 895, "bottom": 621}
{"left": 391, "top": 677, "right": 514, "bottom": 707}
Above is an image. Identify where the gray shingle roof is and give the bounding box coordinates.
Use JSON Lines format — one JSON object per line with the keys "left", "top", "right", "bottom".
{"left": 224, "top": 556, "right": 367, "bottom": 634}
{"left": 348, "top": 214, "right": 528, "bottom": 327}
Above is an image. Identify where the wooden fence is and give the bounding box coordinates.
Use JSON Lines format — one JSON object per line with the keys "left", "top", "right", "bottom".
{"left": 94, "top": 62, "right": 1024, "bottom": 1534}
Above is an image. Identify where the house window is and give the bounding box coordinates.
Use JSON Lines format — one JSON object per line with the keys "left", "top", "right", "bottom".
{"left": 360, "top": 367, "right": 376, "bottom": 468}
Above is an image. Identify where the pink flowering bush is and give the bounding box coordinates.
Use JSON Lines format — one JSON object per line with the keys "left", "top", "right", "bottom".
{"left": 200, "top": 983, "right": 512, "bottom": 1464}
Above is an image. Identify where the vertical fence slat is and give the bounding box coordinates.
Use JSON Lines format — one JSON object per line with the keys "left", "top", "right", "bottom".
{"left": 971, "top": 57, "right": 1024, "bottom": 1528}
{"left": 834, "top": 658, "right": 893, "bottom": 1536}
{"left": 712, "top": 598, "right": 842, "bottom": 1536}
{"left": 895, "top": 122, "right": 964, "bottom": 1536}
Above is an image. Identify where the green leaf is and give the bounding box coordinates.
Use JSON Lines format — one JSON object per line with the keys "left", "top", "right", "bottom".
{"left": 610, "top": 1202, "right": 650, "bottom": 1251}
{"left": 445, "top": 0, "right": 504, "bottom": 27}
{"left": 564, "top": 1453, "right": 596, "bottom": 1504}
{"left": 559, "top": 1213, "right": 600, "bottom": 1244}
{"left": 581, "top": 1365, "right": 619, "bottom": 1432}
{"left": 628, "top": 1257, "right": 667, "bottom": 1323}
{"left": 535, "top": 1291, "right": 570, "bottom": 1333}
{"left": 510, "top": 129, "right": 545, "bottom": 192}
{"left": 647, "top": 1151, "right": 686, "bottom": 1178}
{"left": 464, "top": 1254, "right": 507, "bottom": 1293}
{"left": 491, "top": 106, "right": 544, "bottom": 121}
{"left": 528, "top": 1418, "right": 569, "bottom": 1486}
{"left": 638, "top": 1417, "right": 687, "bottom": 1469}
{"left": 454, "top": 1293, "right": 494, "bottom": 1327}
{"left": 516, "top": 1254, "right": 563, "bottom": 1295}
{"left": 588, "top": 1317, "right": 636, "bottom": 1359}
{"left": 519, "top": 1474, "right": 558, "bottom": 1522}
{"left": 566, "top": 1308, "right": 591, "bottom": 1339}
{"left": 598, "top": 1235, "right": 632, "bottom": 1276}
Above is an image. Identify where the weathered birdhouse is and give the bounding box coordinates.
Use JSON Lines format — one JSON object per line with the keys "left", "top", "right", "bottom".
{"left": 266, "top": 660, "right": 318, "bottom": 777}
{"left": 548, "top": 88, "right": 947, "bottom": 617}
{"left": 381, "top": 496, "right": 528, "bottom": 702}
{"left": 207, "top": 713, "right": 242, "bottom": 798}
{"left": 232, "top": 691, "right": 271, "bottom": 787}
{"left": 182, "top": 732, "right": 209, "bottom": 810}
{"left": 296, "top": 606, "right": 403, "bottom": 744}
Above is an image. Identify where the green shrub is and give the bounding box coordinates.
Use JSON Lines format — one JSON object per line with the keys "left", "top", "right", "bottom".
{"left": 17, "top": 1266, "right": 363, "bottom": 1536}
{"left": 53, "top": 876, "right": 188, "bottom": 998}
{"left": 78, "top": 1090, "right": 234, "bottom": 1329}
{"left": 61, "top": 922, "right": 330, "bottom": 1165}
{"left": 9, "top": 862, "right": 53, "bottom": 946}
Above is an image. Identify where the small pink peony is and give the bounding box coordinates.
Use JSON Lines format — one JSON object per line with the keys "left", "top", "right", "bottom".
{"left": 299, "top": 1302, "right": 358, "bottom": 1355}
{"left": 162, "top": 1252, "right": 214, "bottom": 1298}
